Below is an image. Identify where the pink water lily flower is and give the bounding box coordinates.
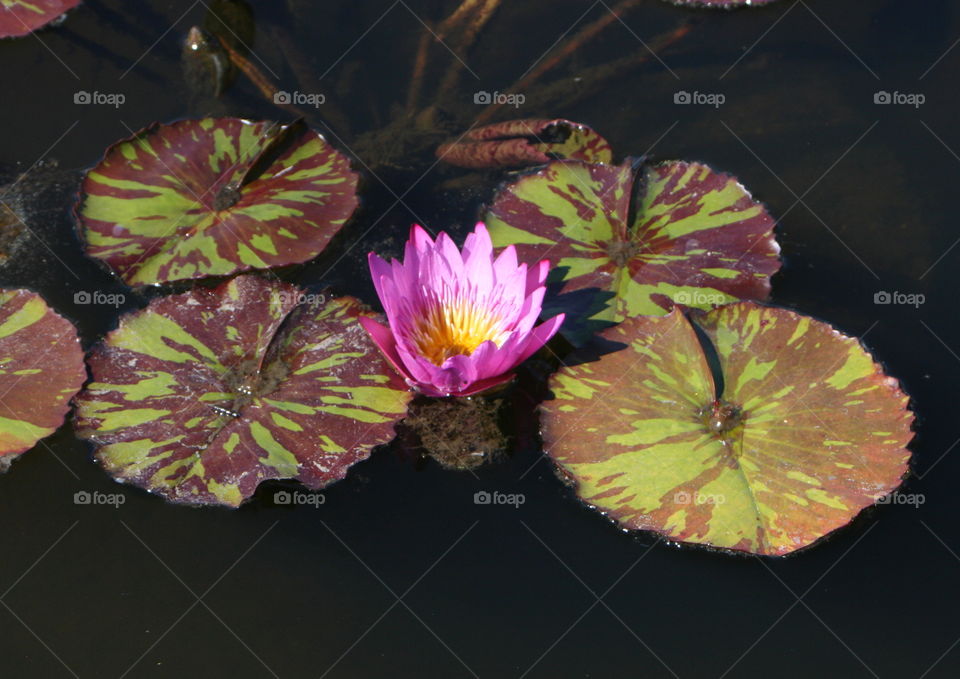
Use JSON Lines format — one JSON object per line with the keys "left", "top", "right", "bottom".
{"left": 360, "top": 222, "right": 565, "bottom": 397}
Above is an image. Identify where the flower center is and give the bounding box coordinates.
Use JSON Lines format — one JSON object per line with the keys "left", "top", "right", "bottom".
{"left": 410, "top": 298, "right": 506, "bottom": 366}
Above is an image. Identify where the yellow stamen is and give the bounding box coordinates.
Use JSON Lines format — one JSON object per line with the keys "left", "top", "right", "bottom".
{"left": 410, "top": 298, "right": 507, "bottom": 365}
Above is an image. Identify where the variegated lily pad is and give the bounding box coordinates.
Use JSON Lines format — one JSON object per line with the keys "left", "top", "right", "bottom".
{"left": 74, "top": 275, "right": 411, "bottom": 507}
{"left": 543, "top": 303, "right": 913, "bottom": 555}
{"left": 0, "top": 0, "right": 79, "bottom": 38}
{"left": 437, "top": 119, "right": 613, "bottom": 169}
{"left": 77, "top": 118, "right": 359, "bottom": 286}
{"left": 0, "top": 289, "right": 85, "bottom": 466}
{"left": 486, "top": 160, "right": 780, "bottom": 343}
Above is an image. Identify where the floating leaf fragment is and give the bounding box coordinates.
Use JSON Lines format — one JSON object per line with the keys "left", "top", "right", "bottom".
{"left": 0, "top": 0, "right": 79, "bottom": 39}
{"left": 182, "top": 26, "right": 234, "bottom": 98}
{"left": 543, "top": 302, "right": 913, "bottom": 555}
{"left": 74, "top": 275, "right": 412, "bottom": 507}
{"left": 77, "top": 117, "right": 359, "bottom": 285}
{"left": 486, "top": 159, "right": 780, "bottom": 343}
{"left": 437, "top": 119, "right": 613, "bottom": 169}
{"left": 0, "top": 289, "right": 85, "bottom": 467}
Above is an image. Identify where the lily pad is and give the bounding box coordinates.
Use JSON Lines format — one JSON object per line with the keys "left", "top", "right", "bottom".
{"left": 77, "top": 117, "right": 360, "bottom": 286}
{"left": 73, "top": 275, "right": 412, "bottom": 507}
{"left": 437, "top": 119, "right": 613, "bottom": 169}
{"left": 0, "top": 289, "right": 85, "bottom": 466}
{"left": 543, "top": 303, "right": 913, "bottom": 555}
{"left": 485, "top": 159, "right": 780, "bottom": 343}
{"left": 0, "top": 0, "right": 79, "bottom": 38}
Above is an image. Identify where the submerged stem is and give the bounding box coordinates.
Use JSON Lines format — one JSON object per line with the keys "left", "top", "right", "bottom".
{"left": 406, "top": 30, "right": 433, "bottom": 114}
{"left": 503, "top": 19, "right": 696, "bottom": 121}
{"left": 437, "top": 0, "right": 502, "bottom": 95}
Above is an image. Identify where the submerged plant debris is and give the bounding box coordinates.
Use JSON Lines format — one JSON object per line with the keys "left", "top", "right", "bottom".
{"left": 0, "top": 288, "right": 85, "bottom": 468}
{"left": 485, "top": 159, "right": 781, "bottom": 344}
{"left": 73, "top": 275, "right": 411, "bottom": 507}
{"left": 77, "top": 117, "right": 360, "bottom": 286}
{"left": 542, "top": 302, "right": 913, "bottom": 555}
{"left": 400, "top": 395, "right": 510, "bottom": 471}
{"left": 0, "top": 160, "right": 80, "bottom": 266}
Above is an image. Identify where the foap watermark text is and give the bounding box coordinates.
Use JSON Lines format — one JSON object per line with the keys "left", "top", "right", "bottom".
{"left": 271, "top": 291, "right": 326, "bottom": 306}
{"left": 674, "top": 90, "right": 725, "bottom": 108}
{"left": 474, "top": 91, "right": 525, "bottom": 108}
{"left": 474, "top": 490, "right": 525, "bottom": 508}
{"left": 874, "top": 91, "right": 924, "bottom": 108}
{"left": 673, "top": 290, "right": 727, "bottom": 306}
{"left": 74, "top": 290, "right": 125, "bottom": 307}
{"left": 74, "top": 91, "right": 125, "bottom": 108}
{"left": 74, "top": 490, "right": 125, "bottom": 508}
{"left": 273, "top": 490, "right": 325, "bottom": 507}
{"left": 876, "top": 492, "right": 925, "bottom": 507}
{"left": 674, "top": 490, "right": 726, "bottom": 506}
{"left": 274, "top": 91, "right": 325, "bottom": 108}
{"left": 874, "top": 290, "right": 924, "bottom": 308}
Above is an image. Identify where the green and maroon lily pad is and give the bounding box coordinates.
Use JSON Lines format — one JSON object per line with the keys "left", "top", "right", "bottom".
{"left": 485, "top": 159, "right": 780, "bottom": 343}
{"left": 77, "top": 118, "right": 360, "bottom": 286}
{"left": 0, "top": 0, "right": 79, "bottom": 38}
{"left": 0, "top": 289, "right": 85, "bottom": 467}
{"left": 543, "top": 302, "right": 913, "bottom": 555}
{"left": 437, "top": 119, "right": 613, "bottom": 169}
{"left": 73, "top": 275, "right": 412, "bottom": 507}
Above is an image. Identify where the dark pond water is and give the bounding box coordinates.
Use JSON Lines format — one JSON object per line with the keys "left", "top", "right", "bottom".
{"left": 1, "top": 0, "right": 958, "bottom": 676}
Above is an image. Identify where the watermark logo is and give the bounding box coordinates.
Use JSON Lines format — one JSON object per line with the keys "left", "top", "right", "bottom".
{"left": 274, "top": 91, "right": 325, "bottom": 108}
{"left": 473, "top": 91, "right": 525, "bottom": 108}
{"left": 273, "top": 490, "right": 325, "bottom": 507}
{"left": 74, "top": 490, "right": 125, "bottom": 508}
{"left": 674, "top": 490, "right": 725, "bottom": 506}
{"left": 473, "top": 490, "right": 525, "bottom": 508}
{"left": 673, "top": 290, "right": 726, "bottom": 306}
{"left": 271, "top": 290, "right": 326, "bottom": 307}
{"left": 874, "top": 90, "right": 924, "bottom": 108}
{"left": 876, "top": 492, "right": 924, "bottom": 507}
{"left": 74, "top": 290, "right": 125, "bottom": 308}
{"left": 874, "top": 290, "right": 924, "bottom": 307}
{"left": 674, "top": 90, "right": 725, "bottom": 108}
{"left": 74, "top": 90, "right": 125, "bottom": 108}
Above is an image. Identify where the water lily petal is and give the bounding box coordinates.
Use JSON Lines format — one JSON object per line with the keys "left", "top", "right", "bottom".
{"left": 526, "top": 259, "right": 550, "bottom": 292}
{"left": 456, "top": 372, "right": 515, "bottom": 397}
{"left": 411, "top": 224, "right": 434, "bottom": 250}
{"left": 463, "top": 225, "right": 495, "bottom": 293}
{"left": 492, "top": 244, "right": 519, "bottom": 286}
{"left": 436, "top": 231, "right": 466, "bottom": 280}
{"left": 369, "top": 253, "right": 393, "bottom": 307}
{"left": 358, "top": 316, "right": 412, "bottom": 384}
{"left": 514, "top": 314, "right": 566, "bottom": 364}
{"left": 513, "top": 285, "right": 547, "bottom": 336}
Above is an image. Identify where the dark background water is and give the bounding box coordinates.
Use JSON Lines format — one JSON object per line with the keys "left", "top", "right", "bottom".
{"left": 1, "top": 0, "right": 958, "bottom": 676}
